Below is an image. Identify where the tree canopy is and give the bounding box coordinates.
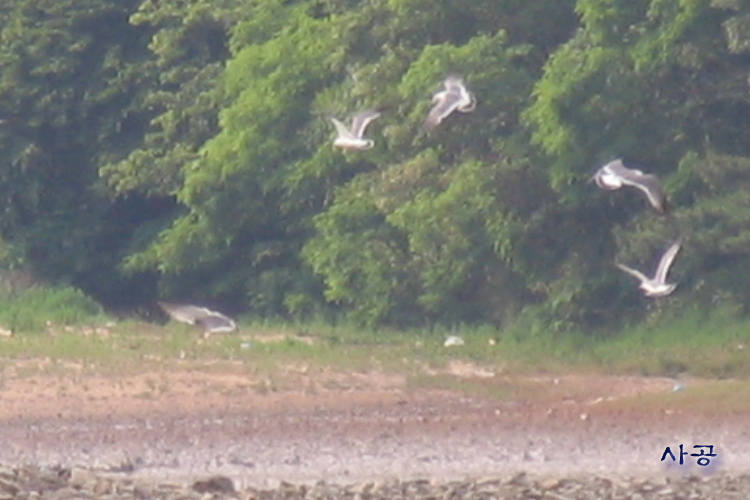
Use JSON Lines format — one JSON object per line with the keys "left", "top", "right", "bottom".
{"left": 2, "top": 0, "right": 750, "bottom": 332}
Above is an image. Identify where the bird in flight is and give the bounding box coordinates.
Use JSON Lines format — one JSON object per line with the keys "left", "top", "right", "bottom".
{"left": 615, "top": 241, "right": 681, "bottom": 297}
{"left": 328, "top": 109, "right": 381, "bottom": 150}
{"left": 423, "top": 76, "right": 476, "bottom": 130}
{"left": 592, "top": 159, "right": 668, "bottom": 213}
{"left": 158, "top": 302, "right": 237, "bottom": 336}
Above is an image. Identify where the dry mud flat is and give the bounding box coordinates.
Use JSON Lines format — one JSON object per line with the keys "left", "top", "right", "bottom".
{"left": 1, "top": 365, "right": 750, "bottom": 498}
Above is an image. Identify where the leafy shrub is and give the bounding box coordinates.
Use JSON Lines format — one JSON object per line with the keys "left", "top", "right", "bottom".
{"left": 0, "top": 285, "right": 105, "bottom": 333}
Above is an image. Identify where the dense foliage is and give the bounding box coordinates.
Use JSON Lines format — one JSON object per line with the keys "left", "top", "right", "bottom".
{"left": 1, "top": 0, "right": 749, "bottom": 332}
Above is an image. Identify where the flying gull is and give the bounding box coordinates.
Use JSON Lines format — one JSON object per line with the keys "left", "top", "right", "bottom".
{"left": 328, "top": 109, "right": 381, "bottom": 150}
{"left": 423, "top": 76, "right": 476, "bottom": 130}
{"left": 158, "top": 302, "right": 237, "bottom": 336}
{"left": 592, "top": 159, "right": 668, "bottom": 213}
{"left": 615, "top": 241, "right": 681, "bottom": 297}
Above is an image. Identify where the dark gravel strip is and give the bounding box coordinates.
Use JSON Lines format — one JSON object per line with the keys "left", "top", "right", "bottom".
{"left": 1, "top": 465, "right": 750, "bottom": 500}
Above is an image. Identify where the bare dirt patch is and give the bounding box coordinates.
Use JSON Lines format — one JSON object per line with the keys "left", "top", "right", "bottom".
{"left": 0, "top": 358, "right": 747, "bottom": 489}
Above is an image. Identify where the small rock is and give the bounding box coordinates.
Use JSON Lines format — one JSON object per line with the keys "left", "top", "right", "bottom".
{"left": 92, "top": 477, "right": 113, "bottom": 496}
{"left": 192, "top": 475, "right": 235, "bottom": 494}
{"left": 541, "top": 478, "right": 561, "bottom": 490}
{"left": 0, "top": 476, "right": 19, "bottom": 497}
{"left": 66, "top": 468, "right": 92, "bottom": 490}
{"left": 507, "top": 472, "right": 528, "bottom": 486}
{"left": 133, "top": 483, "right": 154, "bottom": 499}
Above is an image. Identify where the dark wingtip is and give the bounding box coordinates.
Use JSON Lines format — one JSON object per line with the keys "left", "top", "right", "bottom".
{"left": 372, "top": 103, "right": 392, "bottom": 114}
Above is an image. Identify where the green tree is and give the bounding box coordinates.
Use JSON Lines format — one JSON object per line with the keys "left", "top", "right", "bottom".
{"left": 524, "top": 0, "right": 750, "bottom": 328}
{"left": 0, "top": 0, "right": 149, "bottom": 305}
{"left": 108, "top": 1, "right": 347, "bottom": 315}
{"left": 302, "top": 1, "right": 577, "bottom": 326}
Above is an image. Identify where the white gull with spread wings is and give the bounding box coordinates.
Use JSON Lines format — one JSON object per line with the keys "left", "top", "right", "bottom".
{"left": 423, "top": 76, "right": 476, "bottom": 130}
{"left": 329, "top": 109, "right": 381, "bottom": 150}
{"left": 593, "top": 159, "right": 668, "bottom": 213}
{"left": 615, "top": 241, "right": 681, "bottom": 297}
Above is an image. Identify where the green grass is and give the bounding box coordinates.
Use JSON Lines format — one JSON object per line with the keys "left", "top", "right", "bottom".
{"left": 578, "top": 308, "right": 750, "bottom": 378}
{"left": 0, "top": 307, "right": 748, "bottom": 385}
{"left": 0, "top": 285, "right": 106, "bottom": 332}
{"left": 597, "top": 379, "right": 750, "bottom": 414}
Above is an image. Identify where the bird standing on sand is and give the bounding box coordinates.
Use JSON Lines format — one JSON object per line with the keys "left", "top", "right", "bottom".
{"left": 592, "top": 159, "right": 669, "bottom": 213}
{"left": 328, "top": 109, "right": 381, "bottom": 150}
{"left": 615, "top": 241, "right": 681, "bottom": 297}
{"left": 423, "top": 76, "right": 476, "bottom": 130}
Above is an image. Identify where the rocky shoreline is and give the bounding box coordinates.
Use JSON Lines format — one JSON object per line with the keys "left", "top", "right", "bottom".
{"left": 1, "top": 466, "right": 749, "bottom": 500}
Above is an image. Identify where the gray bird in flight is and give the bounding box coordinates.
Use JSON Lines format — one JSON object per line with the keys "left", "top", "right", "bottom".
{"left": 158, "top": 302, "right": 237, "bottom": 335}
{"left": 593, "top": 159, "right": 668, "bottom": 213}
{"left": 328, "top": 109, "right": 381, "bottom": 150}
{"left": 615, "top": 241, "right": 681, "bottom": 297}
{"left": 423, "top": 76, "right": 476, "bottom": 130}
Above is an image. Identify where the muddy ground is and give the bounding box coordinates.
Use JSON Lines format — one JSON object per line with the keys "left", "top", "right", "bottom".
{"left": 1, "top": 352, "right": 748, "bottom": 495}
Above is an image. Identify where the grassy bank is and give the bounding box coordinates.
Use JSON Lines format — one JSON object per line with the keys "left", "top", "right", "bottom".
{"left": 0, "top": 306, "right": 749, "bottom": 382}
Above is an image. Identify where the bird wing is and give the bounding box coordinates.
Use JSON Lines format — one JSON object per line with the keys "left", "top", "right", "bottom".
{"left": 443, "top": 76, "right": 475, "bottom": 110}
{"left": 654, "top": 241, "right": 681, "bottom": 284}
{"left": 615, "top": 263, "right": 650, "bottom": 283}
{"left": 195, "top": 312, "right": 237, "bottom": 333}
{"left": 349, "top": 109, "right": 381, "bottom": 138}
{"left": 601, "top": 159, "right": 633, "bottom": 177}
{"left": 423, "top": 92, "right": 461, "bottom": 130}
{"left": 328, "top": 117, "right": 355, "bottom": 139}
{"left": 624, "top": 174, "right": 666, "bottom": 210}
{"left": 622, "top": 174, "right": 666, "bottom": 211}
{"left": 158, "top": 302, "right": 202, "bottom": 324}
